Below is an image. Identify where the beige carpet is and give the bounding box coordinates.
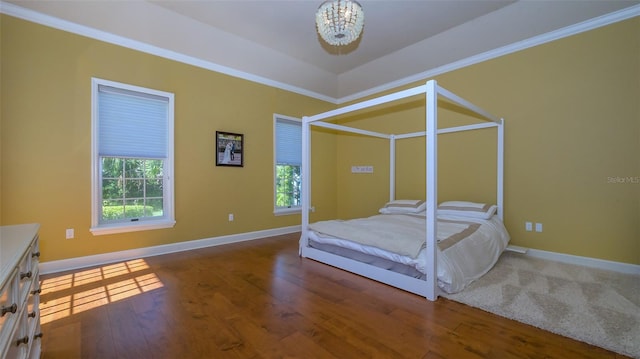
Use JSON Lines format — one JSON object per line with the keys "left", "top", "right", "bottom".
{"left": 444, "top": 251, "right": 640, "bottom": 358}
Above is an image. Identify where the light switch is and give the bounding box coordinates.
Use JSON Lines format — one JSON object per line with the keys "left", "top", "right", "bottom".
{"left": 525, "top": 222, "right": 532, "bottom": 232}
{"left": 535, "top": 223, "right": 543, "bottom": 232}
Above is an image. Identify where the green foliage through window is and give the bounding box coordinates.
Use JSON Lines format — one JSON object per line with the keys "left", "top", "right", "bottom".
{"left": 101, "top": 157, "right": 164, "bottom": 222}
{"left": 276, "top": 164, "right": 301, "bottom": 208}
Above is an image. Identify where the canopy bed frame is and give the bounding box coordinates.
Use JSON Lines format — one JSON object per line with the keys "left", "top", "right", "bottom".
{"left": 299, "top": 80, "right": 504, "bottom": 301}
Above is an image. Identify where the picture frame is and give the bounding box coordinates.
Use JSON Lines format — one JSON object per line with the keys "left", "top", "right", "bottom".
{"left": 215, "top": 131, "right": 244, "bottom": 167}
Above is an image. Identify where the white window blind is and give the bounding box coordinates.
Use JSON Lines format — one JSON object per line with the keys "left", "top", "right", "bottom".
{"left": 275, "top": 118, "right": 302, "bottom": 165}
{"left": 98, "top": 85, "right": 169, "bottom": 158}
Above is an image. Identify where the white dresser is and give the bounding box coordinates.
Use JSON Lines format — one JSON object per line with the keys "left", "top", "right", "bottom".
{"left": 0, "top": 224, "right": 42, "bottom": 359}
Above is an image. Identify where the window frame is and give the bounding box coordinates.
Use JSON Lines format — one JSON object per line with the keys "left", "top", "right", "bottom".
{"left": 90, "top": 78, "right": 175, "bottom": 235}
{"left": 273, "top": 114, "right": 302, "bottom": 216}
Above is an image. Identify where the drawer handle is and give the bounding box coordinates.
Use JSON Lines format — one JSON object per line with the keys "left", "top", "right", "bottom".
{"left": 32, "top": 251, "right": 41, "bottom": 258}
{"left": 20, "top": 271, "right": 32, "bottom": 280}
{"left": 31, "top": 288, "right": 42, "bottom": 295}
{"left": 16, "top": 336, "right": 29, "bottom": 346}
{"left": 28, "top": 311, "right": 37, "bottom": 318}
{"left": 34, "top": 333, "right": 44, "bottom": 339}
{"left": 1, "top": 303, "right": 17, "bottom": 316}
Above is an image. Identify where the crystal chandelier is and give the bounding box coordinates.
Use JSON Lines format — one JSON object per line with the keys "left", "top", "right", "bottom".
{"left": 315, "top": 0, "right": 364, "bottom": 46}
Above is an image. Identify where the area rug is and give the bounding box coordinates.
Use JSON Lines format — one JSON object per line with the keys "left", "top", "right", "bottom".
{"left": 444, "top": 251, "right": 640, "bottom": 358}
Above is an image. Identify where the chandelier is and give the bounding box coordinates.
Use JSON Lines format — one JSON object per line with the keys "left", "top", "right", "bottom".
{"left": 315, "top": 0, "right": 364, "bottom": 46}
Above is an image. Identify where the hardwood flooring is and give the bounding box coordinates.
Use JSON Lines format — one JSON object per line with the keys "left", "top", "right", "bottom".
{"left": 39, "top": 233, "right": 628, "bottom": 358}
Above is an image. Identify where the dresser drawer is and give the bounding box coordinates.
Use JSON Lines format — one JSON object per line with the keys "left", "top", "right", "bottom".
{"left": 0, "top": 269, "right": 19, "bottom": 349}
{"left": 29, "top": 237, "right": 40, "bottom": 273}
{"left": 26, "top": 278, "right": 40, "bottom": 338}
{"left": 16, "top": 252, "right": 34, "bottom": 306}
{"left": 26, "top": 320, "right": 42, "bottom": 359}
{"left": 3, "top": 309, "right": 27, "bottom": 359}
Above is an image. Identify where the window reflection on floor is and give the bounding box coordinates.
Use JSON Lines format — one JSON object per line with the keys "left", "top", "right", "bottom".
{"left": 39, "top": 259, "right": 164, "bottom": 324}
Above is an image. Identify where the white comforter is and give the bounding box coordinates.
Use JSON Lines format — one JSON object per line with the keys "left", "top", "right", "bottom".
{"left": 308, "top": 213, "right": 510, "bottom": 293}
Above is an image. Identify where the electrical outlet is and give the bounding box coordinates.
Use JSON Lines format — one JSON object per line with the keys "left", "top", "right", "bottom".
{"left": 228, "top": 213, "right": 234, "bottom": 222}
{"left": 525, "top": 222, "right": 532, "bottom": 232}
{"left": 535, "top": 223, "right": 543, "bottom": 232}
{"left": 66, "top": 228, "right": 74, "bottom": 239}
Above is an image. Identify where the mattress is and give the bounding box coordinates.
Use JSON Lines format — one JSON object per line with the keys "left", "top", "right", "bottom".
{"left": 306, "top": 214, "right": 510, "bottom": 293}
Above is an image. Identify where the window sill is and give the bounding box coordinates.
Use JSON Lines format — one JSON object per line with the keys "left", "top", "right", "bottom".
{"left": 274, "top": 208, "right": 301, "bottom": 216}
{"left": 90, "top": 219, "right": 176, "bottom": 236}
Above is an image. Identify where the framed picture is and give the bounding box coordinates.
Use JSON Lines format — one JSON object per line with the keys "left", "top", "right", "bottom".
{"left": 215, "top": 131, "right": 244, "bottom": 167}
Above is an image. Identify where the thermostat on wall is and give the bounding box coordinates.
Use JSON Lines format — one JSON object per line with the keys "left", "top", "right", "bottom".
{"left": 351, "top": 166, "right": 373, "bottom": 173}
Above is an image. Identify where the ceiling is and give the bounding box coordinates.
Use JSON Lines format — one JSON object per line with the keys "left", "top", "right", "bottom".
{"left": 4, "top": 0, "right": 639, "bottom": 102}
{"left": 149, "top": 0, "right": 515, "bottom": 75}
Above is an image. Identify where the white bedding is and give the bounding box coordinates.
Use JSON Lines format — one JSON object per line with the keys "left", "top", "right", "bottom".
{"left": 307, "top": 213, "right": 510, "bottom": 293}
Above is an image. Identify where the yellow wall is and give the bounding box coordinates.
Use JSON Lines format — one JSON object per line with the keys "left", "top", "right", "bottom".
{"left": 0, "top": 86, "right": 2, "bottom": 225}
{"left": 2, "top": 14, "right": 638, "bottom": 266}
{"left": 334, "top": 98, "right": 499, "bottom": 219}
{"left": 335, "top": 17, "right": 639, "bottom": 264}
{"left": 0, "top": 15, "right": 336, "bottom": 262}
{"left": 0, "top": 17, "right": 3, "bottom": 225}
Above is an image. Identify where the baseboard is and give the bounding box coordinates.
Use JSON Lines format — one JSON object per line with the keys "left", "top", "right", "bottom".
{"left": 505, "top": 245, "right": 527, "bottom": 254}
{"left": 38, "top": 225, "right": 301, "bottom": 275}
{"left": 515, "top": 247, "right": 640, "bottom": 275}
{"left": 39, "top": 228, "right": 640, "bottom": 277}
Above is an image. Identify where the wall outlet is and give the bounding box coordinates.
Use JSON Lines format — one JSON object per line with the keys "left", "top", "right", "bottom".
{"left": 228, "top": 213, "right": 234, "bottom": 222}
{"left": 525, "top": 222, "right": 532, "bottom": 232}
{"left": 66, "top": 228, "right": 74, "bottom": 239}
{"left": 535, "top": 223, "right": 543, "bottom": 232}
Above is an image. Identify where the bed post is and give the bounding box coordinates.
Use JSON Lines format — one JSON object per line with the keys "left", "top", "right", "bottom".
{"left": 390, "top": 135, "right": 396, "bottom": 201}
{"left": 497, "top": 118, "right": 505, "bottom": 221}
{"left": 300, "top": 116, "right": 311, "bottom": 255}
{"left": 425, "top": 80, "right": 438, "bottom": 301}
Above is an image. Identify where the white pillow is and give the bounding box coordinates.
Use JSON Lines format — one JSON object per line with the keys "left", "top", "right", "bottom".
{"left": 379, "top": 199, "right": 426, "bottom": 214}
{"left": 437, "top": 201, "right": 497, "bottom": 219}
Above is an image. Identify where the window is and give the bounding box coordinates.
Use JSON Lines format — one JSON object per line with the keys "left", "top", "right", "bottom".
{"left": 274, "top": 115, "right": 302, "bottom": 214}
{"left": 91, "top": 78, "right": 175, "bottom": 235}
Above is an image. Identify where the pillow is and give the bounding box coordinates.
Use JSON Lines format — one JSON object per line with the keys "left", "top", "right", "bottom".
{"left": 437, "top": 201, "right": 497, "bottom": 219}
{"left": 379, "top": 199, "right": 426, "bottom": 214}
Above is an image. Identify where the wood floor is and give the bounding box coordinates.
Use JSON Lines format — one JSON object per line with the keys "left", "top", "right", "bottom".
{"left": 39, "top": 233, "right": 628, "bottom": 359}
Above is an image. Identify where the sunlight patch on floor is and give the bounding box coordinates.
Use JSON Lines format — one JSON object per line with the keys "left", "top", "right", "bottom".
{"left": 39, "top": 259, "right": 163, "bottom": 324}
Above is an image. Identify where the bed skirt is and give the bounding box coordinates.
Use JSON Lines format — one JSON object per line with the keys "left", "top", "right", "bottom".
{"left": 308, "top": 239, "right": 427, "bottom": 281}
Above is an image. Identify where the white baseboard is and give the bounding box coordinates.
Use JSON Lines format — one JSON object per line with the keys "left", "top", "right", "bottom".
{"left": 505, "top": 245, "right": 527, "bottom": 254}
{"left": 516, "top": 247, "right": 640, "bottom": 275}
{"left": 38, "top": 225, "right": 301, "bottom": 275}
{"left": 39, "top": 228, "right": 640, "bottom": 277}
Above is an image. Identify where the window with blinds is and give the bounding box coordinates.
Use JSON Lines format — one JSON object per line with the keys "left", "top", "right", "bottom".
{"left": 274, "top": 115, "right": 302, "bottom": 214}
{"left": 91, "top": 78, "right": 175, "bottom": 235}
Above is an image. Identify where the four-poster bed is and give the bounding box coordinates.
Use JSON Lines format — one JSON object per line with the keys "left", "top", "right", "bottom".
{"left": 299, "top": 80, "right": 508, "bottom": 301}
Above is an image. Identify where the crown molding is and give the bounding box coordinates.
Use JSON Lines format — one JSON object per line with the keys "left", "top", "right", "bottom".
{"left": 2, "top": 1, "right": 638, "bottom": 105}
{"left": 338, "top": 4, "right": 640, "bottom": 104}
{"left": 0, "top": 1, "right": 338, "bottom": 103}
